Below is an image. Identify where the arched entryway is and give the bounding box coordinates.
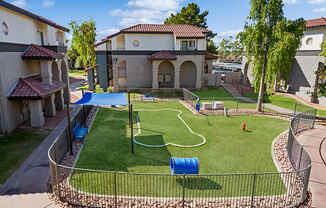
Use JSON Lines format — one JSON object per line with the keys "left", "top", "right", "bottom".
{"left": 158, "top": 61, "right": 174, "bottom": 88}
{"left": 180, "top": 61, "right": 197, "bottom": 88}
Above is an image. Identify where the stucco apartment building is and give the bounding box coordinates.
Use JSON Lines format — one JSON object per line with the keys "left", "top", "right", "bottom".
{"left": 0, "top": 0, "right": 69, "bottom": 133}
{"left": 243, "top": 17, "right": 326, "bottom": 105}
{"left": 95, "top": 24, "right": 217, "bottom": 91}
{"left": 287, "top": 17, "right": 326, "bottom": 104}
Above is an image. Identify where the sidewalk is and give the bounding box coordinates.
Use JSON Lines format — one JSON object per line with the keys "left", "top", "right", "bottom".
{"left": 0, "top": 193, "right": 58, "bottom": 208}
{"left": 297, "top": 126, "right": 326, "bottom": 208}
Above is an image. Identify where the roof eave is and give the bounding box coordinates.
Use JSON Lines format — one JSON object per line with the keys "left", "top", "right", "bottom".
{"left": 0, "top": 0, "right": 69, "bottom": 32}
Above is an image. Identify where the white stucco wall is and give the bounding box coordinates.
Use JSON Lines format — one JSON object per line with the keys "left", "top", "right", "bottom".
{"left": 298, "top": 30, "right": 325, "bottom": 51}
{"left": 95, "top": 43, "right": 107, "bottom": 51}
{"left": 125, "top": 33, "right": 174, "bottom": 50}
{"left": 0, "top": 6, "right": 64, "bottom": 45}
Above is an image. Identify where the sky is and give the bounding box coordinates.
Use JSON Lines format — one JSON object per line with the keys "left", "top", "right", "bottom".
{"left": 8, "top": 0, "right": 326, "bottom": 44}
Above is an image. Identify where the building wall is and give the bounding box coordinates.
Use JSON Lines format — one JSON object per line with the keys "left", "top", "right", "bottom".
{"left": 0, "top": 6, "right": 64, "bottom": 45}
{"left": 298, "top": 29, "right": 326, "bottom": 51}
{"left": 107, "top": 33, "right": 207, "bottom": 51}
{"left": 114, "top": 55, "right": 153, "bottom": 88}
{"left": 125, "top": 33, "right": 174, "bottom": 50}
{"left": 0, "top": 52, "right": 41, "bottom": 132}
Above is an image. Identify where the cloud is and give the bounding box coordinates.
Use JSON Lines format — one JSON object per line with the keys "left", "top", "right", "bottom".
{"left": 110, "top": 0, "right": 184, "bottom": 27}
{"left": 308, "top": 0, "right": 326, "bottom": 4}
{"left": 97, "top": 28, "right": 120, "bottom": 41}
{"left": 42, "top": 0, "right": 55, "bottom": 8}
{"left": 214, "top": 29, "right": 242, "bottom": 44}
{"left": 11, "top": 0, "right": 27, "bottom": 8}
{"left": 312, "top": 7, "right": 326, "bottom": 12}
{"left": 284, "top": 0, "right": 298, "bottom": 4}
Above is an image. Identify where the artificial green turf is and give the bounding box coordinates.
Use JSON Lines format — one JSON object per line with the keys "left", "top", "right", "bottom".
{"left": 244, "top": 92, "right": 326, "bottom": 116}
{"left": 71, "top": 101, "right": 288, "bottom": 197}
{"left": 0, "top": 129, "right": 47, "bottom": 184}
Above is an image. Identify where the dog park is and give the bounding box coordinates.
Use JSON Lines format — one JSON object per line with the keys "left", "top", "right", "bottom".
{"left": 48, "top": 88, "right": 314, "bottom": 207}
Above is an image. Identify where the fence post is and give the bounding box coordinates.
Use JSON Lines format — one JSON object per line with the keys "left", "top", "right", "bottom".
{"left": 294, "top": 103, "right": 297, "bottom": 116}
{"left": 114, "top": 172, "right": 117, "bottom": 208}
{"left": 297, "top": 145, "right": 303, "bottom": 170}
{"left": 312, "top": 109, "right": 317, "bottom": 129}
{"left": 182, "top": 174, "right": 185, "bottom": 208}
{"left": 301, "top": 166, "right": 311, "bottom": 203}
{"left": 236, "top": 101, "right": 239, "bottom": 112}
{"left": 250, "top": 173, "right": 257, "bottom": 208}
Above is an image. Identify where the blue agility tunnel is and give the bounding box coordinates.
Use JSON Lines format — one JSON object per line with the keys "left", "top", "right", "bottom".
{"left": 170, "top": 157, "right": 199, "bottom": 175}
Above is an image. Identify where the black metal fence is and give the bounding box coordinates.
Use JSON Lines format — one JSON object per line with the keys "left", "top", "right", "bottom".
{"left": 48, "top": 109, "right": 315, "bottom": 208}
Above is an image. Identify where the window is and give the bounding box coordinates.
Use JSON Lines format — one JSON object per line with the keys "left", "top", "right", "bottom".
{"left": 40, "top": 32, "right": 44, "bottom": 45}
{"left": 132, "top": 40, "right": 140, "bottom": 47}
{"left": 204, "top": 64, "right": 209, "bottom": 73}
{"left": 2, "top": 22, "right": 8, "bottom": 35}
{"left": 306, "top": 37, "right": 313, "bottom": 46}
{"left": 181, "top": 40, "right": 196, "bottom": 50}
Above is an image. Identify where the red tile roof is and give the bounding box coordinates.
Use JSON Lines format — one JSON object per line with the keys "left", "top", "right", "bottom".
{"left": 95, "top": 24, "right": 211, "bottom": 45}
{"left": 205, "top": 53, "right": 218, "bottom": 60}
{"left": 9, "top": 76, "right": 66, "bottom": 99}
{"left": 148, "top": 51, "right": 177, "bottom": 60}
{"left": 121, "top": 24, "right": 210, "bottom": 38}
{"left": 22, "top": 44, "right": 64, "bottom": 60}
{"left": 0, "top": 0, "right": 69, "bottom": 32}
{"left": 306, "top": 17, "right": 326, "bottom": 28}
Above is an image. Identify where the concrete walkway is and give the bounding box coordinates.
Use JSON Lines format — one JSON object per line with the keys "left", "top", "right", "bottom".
{"left": 0, "top": 193, "right": 57, "bottom": 208}
{"left": 297, "top": 126, "right": 326, "bottom": 208}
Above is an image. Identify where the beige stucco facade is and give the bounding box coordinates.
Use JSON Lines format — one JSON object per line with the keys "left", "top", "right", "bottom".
{"left": 111, "top": 54, "right": 213, "bottom": 91}
{"left": 0, "top": 2, "right": 69, "bottom": 133}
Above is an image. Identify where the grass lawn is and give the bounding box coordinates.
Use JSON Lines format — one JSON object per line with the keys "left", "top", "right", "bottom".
{"left": 0, "top": 129, "right": 48, "bottom": 184}
{"left": 69, "top": 69, "right": 86, "bottom": 77}
{"left": 71, "top": 101, "right": 288, "bottom": 197}
{"left": 192, "top": 88, "right": 271, "bottom": 111}
{"left": 244, "top": 92, "right": 326, "bottom": 117}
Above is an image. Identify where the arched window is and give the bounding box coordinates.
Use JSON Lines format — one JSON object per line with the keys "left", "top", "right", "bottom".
{"left": 306, "top": 37, "right": 313, "bottom": 46}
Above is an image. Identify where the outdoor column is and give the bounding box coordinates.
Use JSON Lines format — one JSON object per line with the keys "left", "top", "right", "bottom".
{"left": 44, "top": 94, "right": 56, "bottom": 117}
{"left": 29, "top": 100, "right": 45, "bottom": 127}
{"left": 174, "top": 68, "right": 180, "bottom": 89}
{"left": 152, "top": 62, "right": 159, "bottom": 89}
{"left": 113, "top": 62, "right": 119, "bottom": 92}
{"left": 55, "top": 90, "right": 64, "bottom": 111}
{"left": 196, "top": 61, "right": 202, "bottom": 89}
{"left": 40, "top": 60, "right": 53, "bottom": 85}
{"left": 61, "top": 59, "right": 70, "bottom": 104}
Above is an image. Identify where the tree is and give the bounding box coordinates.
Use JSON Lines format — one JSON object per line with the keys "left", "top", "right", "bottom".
{"left": 241, "top": 0, "right": 303, "bottom": 111}
{"left": 207, "top": 40, "right": 218, "bottom": 54}
{"left": 164, "top": 3, "right": 217, "bottom": 53}
{"left": 266, "top": 19, "right": 305, "bottom": 93}
{"left": 218, "top": 38, "right": 232, "bottom": 59}
{"left": 69, "top": 20, "right": 96, "bottom": 89}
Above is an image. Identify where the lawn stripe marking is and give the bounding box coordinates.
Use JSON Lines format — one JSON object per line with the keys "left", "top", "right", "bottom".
{"left": 133, "top": 108, "right": 206, "bottom": 148}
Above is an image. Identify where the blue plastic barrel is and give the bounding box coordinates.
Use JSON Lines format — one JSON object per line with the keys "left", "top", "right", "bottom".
{"left": 170, "top": 157, "right": 199, "bottom": 175}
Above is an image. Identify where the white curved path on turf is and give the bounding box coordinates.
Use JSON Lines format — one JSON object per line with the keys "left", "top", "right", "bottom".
{"left": 133, "top": 108, "right": 206, "bottom": 148}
